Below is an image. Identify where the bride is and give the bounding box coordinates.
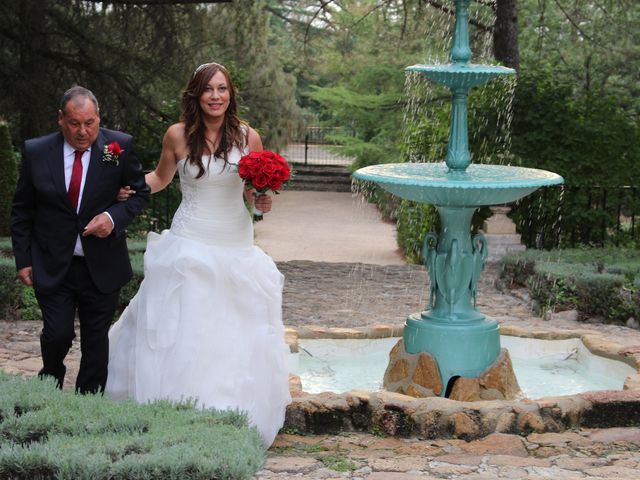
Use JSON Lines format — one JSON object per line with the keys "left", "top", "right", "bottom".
{"left": 105, "top": 62, "right": 291, "bottom": 446}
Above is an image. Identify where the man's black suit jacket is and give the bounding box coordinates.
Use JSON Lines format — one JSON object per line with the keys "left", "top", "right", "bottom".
{"left": 11, "top": 128, "right": 150, "bottom": 294}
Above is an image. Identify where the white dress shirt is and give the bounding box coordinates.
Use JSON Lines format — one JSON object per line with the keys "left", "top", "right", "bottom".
{"left": 63, "top": 142, "right": 115, "bottom": 256}
{"left": 63, "top": 142, "right": 90, "bottom": 256}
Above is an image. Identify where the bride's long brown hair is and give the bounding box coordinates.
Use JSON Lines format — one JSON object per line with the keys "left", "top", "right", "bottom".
{"left": 181, "top": 62, "right": 245, "bottom": 178}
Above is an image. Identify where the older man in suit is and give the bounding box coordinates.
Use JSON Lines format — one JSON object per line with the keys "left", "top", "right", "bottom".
{"left": 11, "top": 85, "right": 150, "bottom": 394}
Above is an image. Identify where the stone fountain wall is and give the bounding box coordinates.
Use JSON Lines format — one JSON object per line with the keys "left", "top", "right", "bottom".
{"left": 284, "top": 325, "right": 640, "bottom": 440}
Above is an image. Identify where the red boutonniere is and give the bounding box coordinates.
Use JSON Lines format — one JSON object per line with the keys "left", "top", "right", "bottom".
{"left": 237, "top": 150, "right": 291, "bottom": 193}
{"left": 102, "top": 141, "right": 123, "bottom": 165}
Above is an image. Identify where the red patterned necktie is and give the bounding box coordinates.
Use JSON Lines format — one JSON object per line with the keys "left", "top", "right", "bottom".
{"left": 67, "top": 150, "right": 83, "bottom": 210}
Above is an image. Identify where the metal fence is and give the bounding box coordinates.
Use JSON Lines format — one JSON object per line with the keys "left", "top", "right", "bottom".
{"left": 282, "top": 126, "right": 354, "bottom": 166}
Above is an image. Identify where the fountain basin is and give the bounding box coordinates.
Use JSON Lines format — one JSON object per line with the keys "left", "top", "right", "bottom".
{"left": 407, "top": 63, "right": 515, "bottom": 89}
{"left": 353, "top": 163, "right": 564, "bottom": 207}
{"left": 291, "top": 336, "right": 637, "bottom": 399}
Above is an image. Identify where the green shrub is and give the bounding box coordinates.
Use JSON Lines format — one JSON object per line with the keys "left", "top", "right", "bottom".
{"left": 0, "top": 121, "right": 18, "bottom": 237}
{"left": 501, "top": 248, "right": 640, "bottom": 322}
{"left": 0, "top": 238, "right": 146, "bottom": 321}
{"left": 0, "top": 372, "right": 265, "bottom": 480}
{"left": 0, "top": 237, "right": 12, "bottom": 257}
{"left": 395, "top": 199, "right": 438, "bottom": 264}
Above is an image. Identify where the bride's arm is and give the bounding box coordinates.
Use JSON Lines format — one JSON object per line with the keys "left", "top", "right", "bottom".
{"left": 145, "top": 125, "right": 182, "bottom": 194}
{"left": 117, "top": 125, "right": 182, "bottom": 200}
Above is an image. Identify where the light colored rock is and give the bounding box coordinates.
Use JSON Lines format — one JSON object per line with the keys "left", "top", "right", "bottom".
{"left": 404, "top": 384, "right": 434, "bottom": 398}
{"left": 527, "top": 431, "right": 590, "bottom": 446}
{"left": 289, "top": 374, "right": 303, "bottom": 397}
{"left": 369, "top": 456, "right": 427, "bottom": 472}
{"left": 386, "top": 358, "right": 409, "bottom": 383}
{"left": 623, "top": 374, "right": 640, "bottom": 391}
{"left": 479, "top": 349, "right": 521, "bottom": 400}
{"left": 366, "top": 473, "right": 428, "bottom": 480}
{"left": 461, "top": 433, "right": 528, "bottom": 456}
{"left": 263, "top": 456, "right": 322, "bottom": 473}
{"left": 452, "top": 411, "right": 480, "bottom": 438}
{"left": 448, "top": 377, "right": 481, "bottom": 402}
{"left": 411, "top": 353, "right": 442, "bottom": 395}
{"left": 544, "top": 309, "right": 580, "bottom": 322}
{"left": 516, "top": 411, "right": 546, "bottom": 433}
{"left": 587, "top": 427, "right": 640, "bottom": 445}
{"left": 480, "top": 388, "right": 505, "bottom": 400}
{"left": 494, "top": 412, "right": 516, "bottom": 433}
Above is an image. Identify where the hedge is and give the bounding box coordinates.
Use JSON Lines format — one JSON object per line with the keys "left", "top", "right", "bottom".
{"left": 0, "top": 372, "right": 265, "bottom": 480}
{"left": 500, "top": 248, "right": 640, "bottom": 322}
{"left": 0, "top": 239, "right": 147, "bottom": 321}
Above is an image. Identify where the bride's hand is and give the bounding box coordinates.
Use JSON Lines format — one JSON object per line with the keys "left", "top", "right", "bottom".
{"left": 116, "top": 186, "right": 136, "bottom": 202}
{"left": 254, "top": 192, "right": 272, "bottom": 213}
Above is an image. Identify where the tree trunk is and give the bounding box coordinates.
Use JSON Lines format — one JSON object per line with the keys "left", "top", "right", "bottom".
{"left": 493, "top": 0, "right": 519, "bottom": 70}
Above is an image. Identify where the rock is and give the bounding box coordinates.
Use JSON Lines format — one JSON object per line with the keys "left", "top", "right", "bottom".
{"left": 544, "top": 309, "right": 579, "bottom": 322}
{"left": 289, "top": 374, "right": 303, "bottom": 397}
{"left": 448, "top": 377, "right": 481, "bottom": 402}
{"left": 626, "top": 317, "right": 639, "bottom": 329}
{"left": 385, "top": 358, "right": 409, "bottom": 383}
{"left": 404, "top": 384, "right": 435, "bottom": 398}
{"left": 411, "top": 353, "right": 442, "bottom": 395}
{"left": 452, "top": 411, "right": 480, "bottom": 439}
{"left": 479, "top": 349, "right": 521, "bottom": 400}
{"left": 461, "top": 433, "right": 528, "bottom": 456}
{"left": 480, "top": 388, "right": 505, "bottom": 401}
{"left": 517, "top": 411, "right": 546, "bottom": 433}
{"left": 383, "top": 340, "right": 441, "bottom": 398}
{"left": 623, "top": 374, "right": 640, "bottom": 391}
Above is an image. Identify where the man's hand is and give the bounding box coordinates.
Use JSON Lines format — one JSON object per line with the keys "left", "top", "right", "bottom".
{"left": 83, "top": 212, "right": 114, "bottom": 238}
{"left": 117, "top": 186, "right": 135, "bottom": 202}
{"left": 17, "top": 266, "right": 33, "bottom": 286}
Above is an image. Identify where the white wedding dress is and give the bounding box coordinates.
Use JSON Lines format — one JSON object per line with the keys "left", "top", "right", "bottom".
{"left": 106, "top": 147, "right": 291, "bottom": 446}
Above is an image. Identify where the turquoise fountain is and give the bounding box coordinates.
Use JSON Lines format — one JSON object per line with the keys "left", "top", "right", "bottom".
{"left": 353, "top": 0, "right": 563, "bottom": 396}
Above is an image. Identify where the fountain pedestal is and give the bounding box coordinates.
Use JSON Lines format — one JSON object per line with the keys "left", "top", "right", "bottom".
{"left": 404, "top": 205, "right": 499, "bottom": 391}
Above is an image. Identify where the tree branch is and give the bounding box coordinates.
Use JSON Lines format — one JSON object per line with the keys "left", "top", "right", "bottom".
{"left": 83, "top": 0, "right": 230, "bottom": 4}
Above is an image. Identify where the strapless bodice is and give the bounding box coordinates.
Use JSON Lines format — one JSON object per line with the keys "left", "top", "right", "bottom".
{"left": 170, "top": 150, "right": 252, "bottom": 247}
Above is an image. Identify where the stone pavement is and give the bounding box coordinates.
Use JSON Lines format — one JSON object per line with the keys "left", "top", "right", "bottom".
{"left": 257, "top": 428, "right": 640, "bottom": 479}
{"left": 2, "top": 190, "right": 640, "bottom": 478}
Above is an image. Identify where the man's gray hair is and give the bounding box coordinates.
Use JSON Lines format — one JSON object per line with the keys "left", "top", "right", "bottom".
{"left": 60, "top": 86, "right": 100, "bottom": 114}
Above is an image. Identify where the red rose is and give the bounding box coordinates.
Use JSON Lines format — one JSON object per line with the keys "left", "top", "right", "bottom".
{"left": 253, "top": 173, "right": 268, "bottom": 190}
{"left": 261, "top": 161, "right": 276, "bottom": 175}
{"left": 237, "top": 150, "right": 291, "bottom": 193}
{"left": 107, "top": 142, "right": 123, "bottom": 156}
{"left": 238, "top": 162, "right": 250, "bottom": 178}
{"left": 249, "top": 162, "right": 263, "bottom": 177}
{"left": 267, "top": 177, "right": 281, "bottom": 191}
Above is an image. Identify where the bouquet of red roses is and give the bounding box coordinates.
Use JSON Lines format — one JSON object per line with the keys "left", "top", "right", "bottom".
{"left": 238, "top": 150, "right": 291, "bottom": 193}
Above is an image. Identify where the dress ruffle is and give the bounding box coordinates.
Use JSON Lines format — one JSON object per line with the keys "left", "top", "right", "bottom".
{"left": 107, "top": 230, "right": 291, "bottom": 446}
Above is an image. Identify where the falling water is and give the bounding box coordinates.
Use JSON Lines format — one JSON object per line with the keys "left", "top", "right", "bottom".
{"left": 401, "top": 0, "right": 517, "bottom": 167}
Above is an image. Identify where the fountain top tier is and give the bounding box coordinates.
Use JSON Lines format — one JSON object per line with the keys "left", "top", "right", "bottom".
{"left": 354, "top": 163, "right": 563, "bottom": 207}
{"left": 406, "top": 63, "right": 515, "bottom": 90}
{"left": 353, "top": 0, "right": 564, "bottom": 206}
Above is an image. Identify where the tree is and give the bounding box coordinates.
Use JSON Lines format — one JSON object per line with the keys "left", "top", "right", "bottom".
{"left": 0, "top": 0, "right": 301, "bottom": 156}
{"left": 0, "top": 120, "right": 18, "bottom": 236}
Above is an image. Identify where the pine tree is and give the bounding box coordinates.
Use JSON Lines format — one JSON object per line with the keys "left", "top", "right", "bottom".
{"left": 0, "top": 120, "right": 18, "bottom": 236}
